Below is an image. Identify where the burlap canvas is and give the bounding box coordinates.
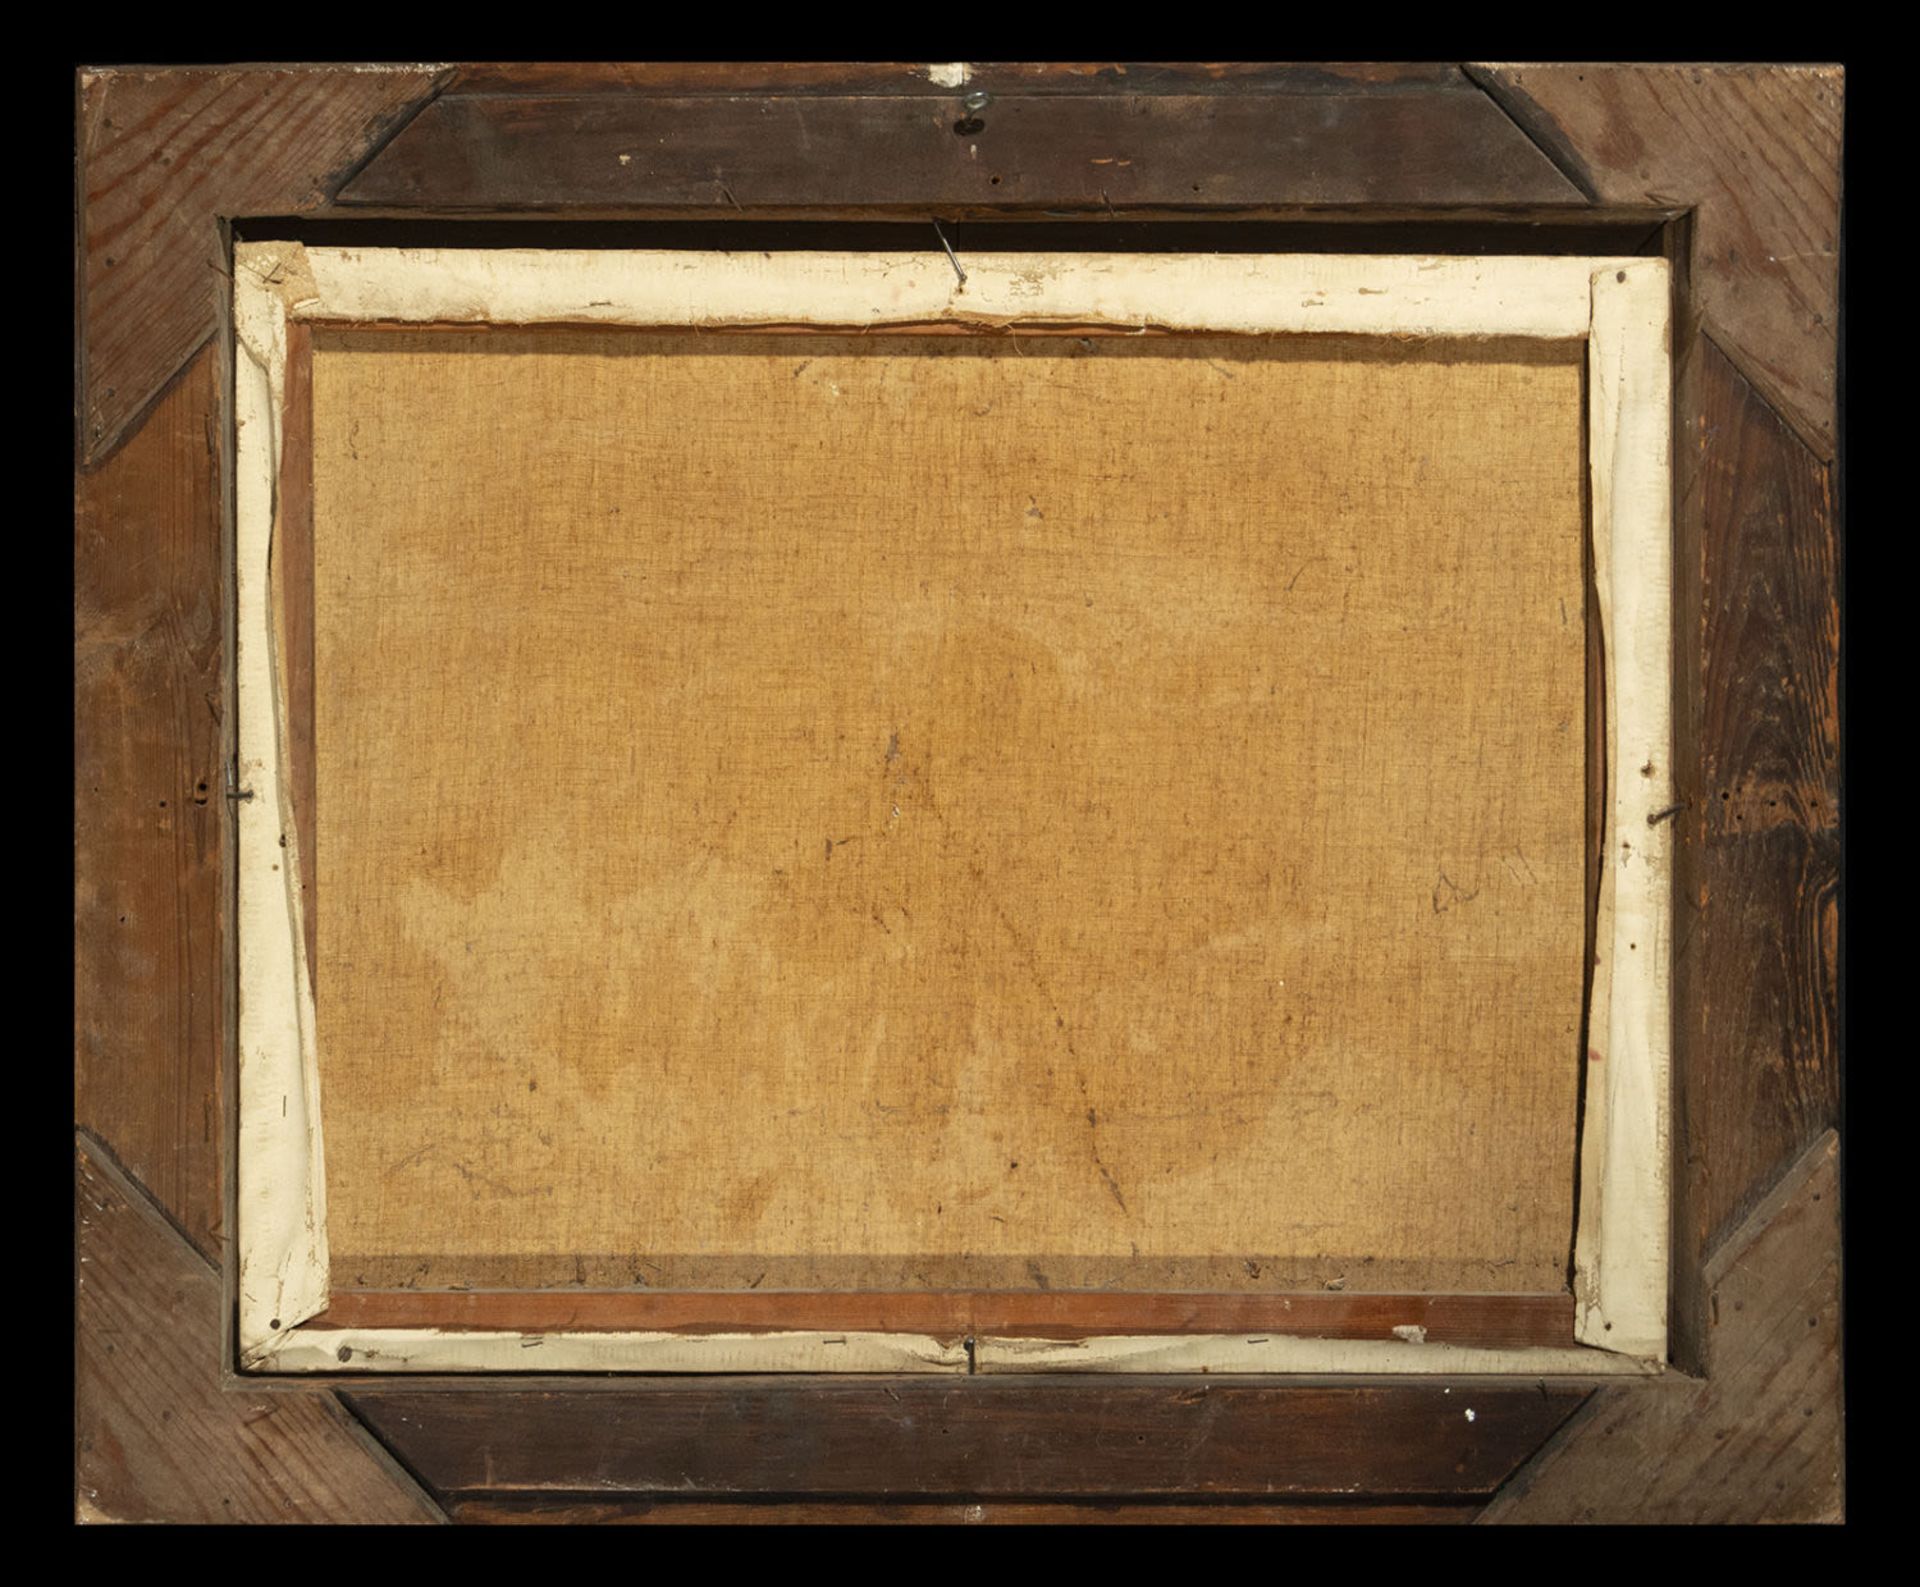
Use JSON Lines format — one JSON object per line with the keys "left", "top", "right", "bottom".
{"left": 309, "top": 328, "right": 1587, "bottom": 1293}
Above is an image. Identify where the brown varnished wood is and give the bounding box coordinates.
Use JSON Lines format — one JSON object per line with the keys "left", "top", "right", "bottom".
{"left": 75, "top": 345, "right": 226, "bottom": 1256}
{"left": 450, "top": 1498, "right": 1476, "bottom": 1524}
{"left": 336, "top": 88, "right": 1587, "bottom": 213}
{"left": 1471, "top": 64, "right": 1841, "bottom": 458}
{"left": 1696, "top": 336, "right": 1841, "bottom": 884}
{"left": 344, "top": 1378, "right": 1590, "bottom": 1499}
{"left": 309, "top": 1289, "right": 1575, "bottom": 1346}
{"left": 75, "top": 1136, "right": 443, "bottom": 1525}
{"left": 1670, "top": 337, "right": 1840, "bottom": 1357}
{"left": 77, "top": 64, "right": 446, "bottom": 464}
{"left": 1481, "top": 1131, "right": 1841, "bottom": 1523}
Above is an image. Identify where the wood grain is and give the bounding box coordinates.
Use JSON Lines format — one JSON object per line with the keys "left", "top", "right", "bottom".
{"left": 336, "top": 87, "right": 1586, "bottom": 213}
{"left": 1672, "top": 337, "right": 1841, "bottom": 1364}
{"left": 75, "top": 1135, "right": 442, "bottom": 1525}
{"left": 345, "top": 1379, "right": 1589, "bottom": 1499}
{"left": 309, "top": 1289, "right": 1575, "bottom": 1347}
{"left": 450, "top": 1498, "right": 1474, "bottom": 1524}
{"left": 76, "top": 62, "right": 1841, "bottom": 1524}
{"left": 1471, "top": 64, "right": 1841, "bottom": 457}
{"left": 1481, "top": 1130, "right": 1841, "bottom": 1523}
{"left": 75, "top": 345, "right": 226, "bottom": 1256}
{"left": 77, "top": 64, "right": 445, "bottom": 464}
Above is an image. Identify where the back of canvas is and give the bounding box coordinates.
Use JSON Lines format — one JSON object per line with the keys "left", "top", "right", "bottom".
{"left": 308, "top": 328, "right": 1587, "bottom": 1294}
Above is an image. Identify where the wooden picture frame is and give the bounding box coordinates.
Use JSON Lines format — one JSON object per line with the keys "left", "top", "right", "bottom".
{"left": 76, "top": 61, "right": 1842, "bottom": 1524}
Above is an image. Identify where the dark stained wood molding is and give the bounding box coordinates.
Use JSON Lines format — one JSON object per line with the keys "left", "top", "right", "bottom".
{"left": 334, "top": 77, "right": 1587, "bottom": 215}
{"left": 75, "top": 1134, "right": 444, "bottom": 1524}
{"left": 445, "top": 63, "right": 1477, "bottom": 97}
{"left": 1470, "top": 64, "right": 1842, "bottom": 460}
{"left": 344, "top": 1379, "right": 1590, "bottom": 1501}
{"left": 1480, "top": 1130, "right": 1841, "bottom": 1523}
{"left": 450, "top": 1497, "right": 1478, "bottom": 1525}
{"left": 77, "top": 64, "right": 450, "bottom": 466}
{"left": 1458, "top": 65, "right": 1601, "bottom": 204}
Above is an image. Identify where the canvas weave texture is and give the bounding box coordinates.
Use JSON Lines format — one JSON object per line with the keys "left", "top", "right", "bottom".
{"left": 309, "top": 328, "right": 1588, "bottom": 1294}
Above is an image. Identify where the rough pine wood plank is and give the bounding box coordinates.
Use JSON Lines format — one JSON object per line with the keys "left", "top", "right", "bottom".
{"left": 335, "top": 87, "right": 1586, "bottom": 213}
{"left": 77, "top": 63, "right": 446, "bottom": 464}
{"left": 345, "top": 1379, "right": 1588, "bottom": 1499}
{"left": 1671, "top": 337, "right": 1841, "bottom": 1359}
{"left": 75, "top": 345, "right": 226, "bottom": 1255}
{"left": 75, "top": 1136, "right": 443, "bottom": 1525}
{"left": 450, "top": 1498, "right": 1474, "bottom": 1524}
{"left": 1470, "top": 64, "right": 1842, "bottom": 457}
{"left": 1479, "top": 1130, "right": 1841, "bottom": 1523}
